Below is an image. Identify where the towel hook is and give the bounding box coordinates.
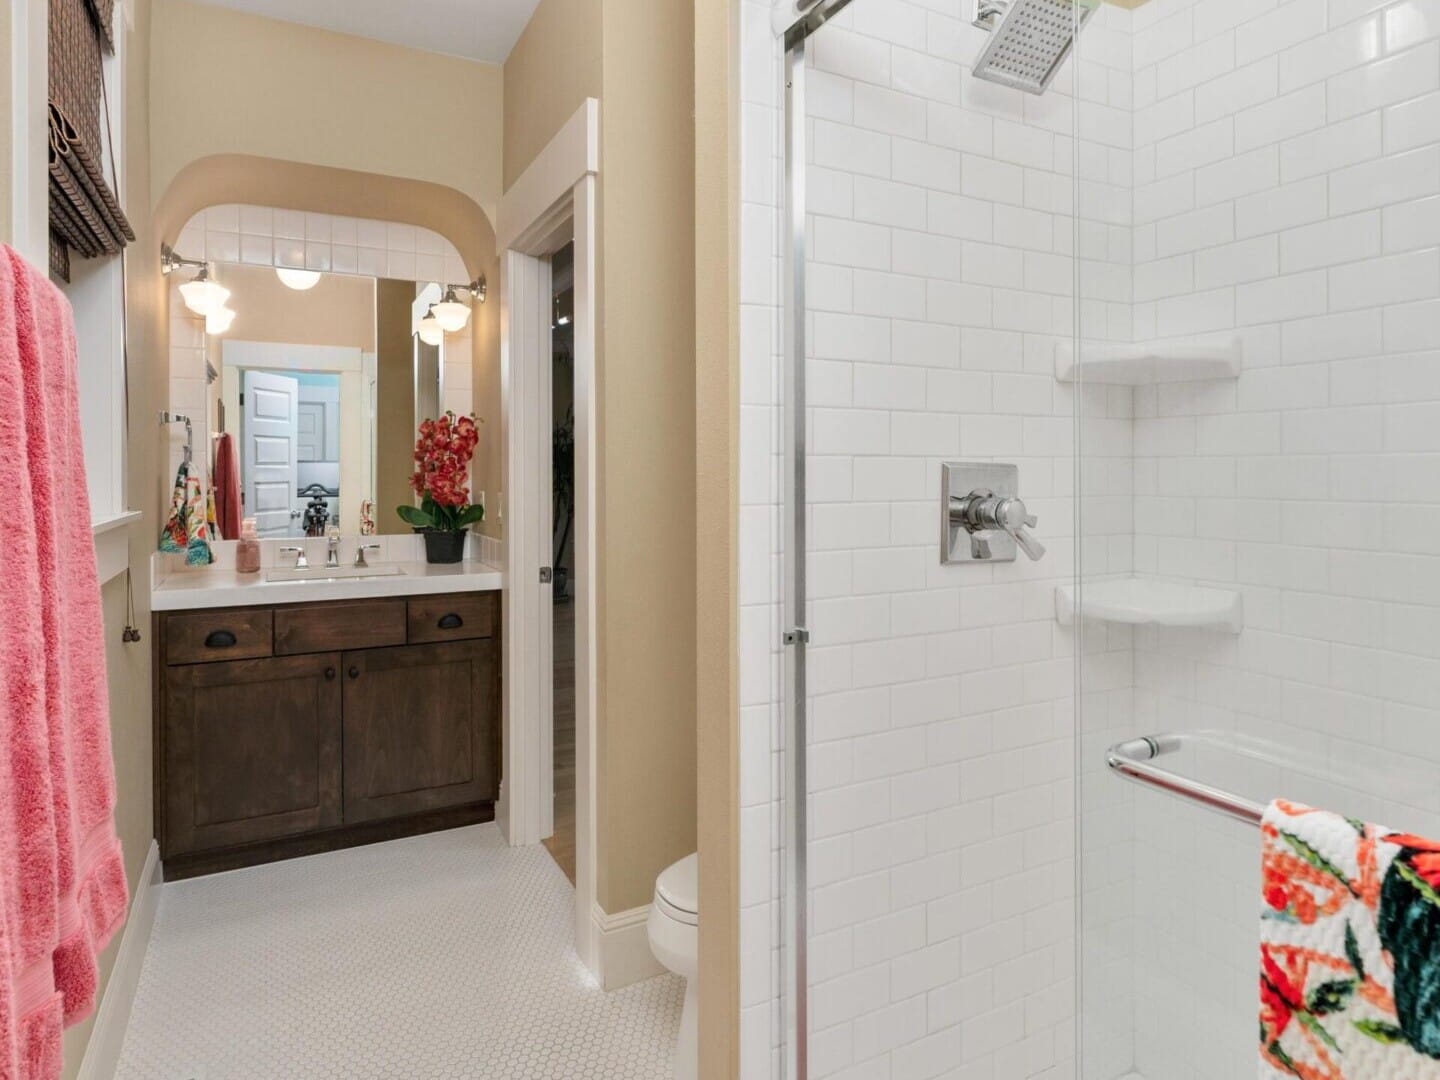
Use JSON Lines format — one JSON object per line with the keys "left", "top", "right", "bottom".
{"left": 160, "top": 411, "right": 193, "bottom": 466}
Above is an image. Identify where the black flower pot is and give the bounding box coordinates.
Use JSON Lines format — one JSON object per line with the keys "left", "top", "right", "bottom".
{"left": 423, "top": 529, "right": 466, "bottom": 565}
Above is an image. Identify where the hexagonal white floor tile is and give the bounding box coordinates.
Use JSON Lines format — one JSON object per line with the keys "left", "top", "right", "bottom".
{"left": 114, "top": 825, "right": 684, "bottom": 1079}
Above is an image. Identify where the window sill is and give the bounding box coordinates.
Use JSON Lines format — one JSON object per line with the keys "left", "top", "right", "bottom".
{"left": 93, "top": 510, "right": 142, "bottom": 586}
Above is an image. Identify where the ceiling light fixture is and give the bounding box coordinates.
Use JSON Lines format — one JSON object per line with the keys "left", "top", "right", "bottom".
{"left": 417, "top": 306, "right": 445, "bottom": 347}
{"left": 276, "top": 267, "right": 322, "bottom": 291}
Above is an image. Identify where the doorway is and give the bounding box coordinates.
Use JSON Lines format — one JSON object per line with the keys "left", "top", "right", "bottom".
{"left": 543, "top": 241, "right": 576, "bottom": 883}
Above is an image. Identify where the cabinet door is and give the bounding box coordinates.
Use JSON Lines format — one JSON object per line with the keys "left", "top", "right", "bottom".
{"left": 342, "top": 639, "right": 500, "bottom": 824}
{"left": 163, "top": 653, "right": 343, "bottom": 856}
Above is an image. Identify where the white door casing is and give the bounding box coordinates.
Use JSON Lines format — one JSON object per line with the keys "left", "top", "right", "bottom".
{"left": 498, "top": 98, "right": 602, "bottom": 978}
{"left": 242, "top": 369, "right": 299, "bottom": 537}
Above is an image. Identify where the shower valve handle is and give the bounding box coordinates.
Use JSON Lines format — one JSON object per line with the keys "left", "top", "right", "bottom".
{"left": 950, "top": 490, "right": 1047, "bottom": 562}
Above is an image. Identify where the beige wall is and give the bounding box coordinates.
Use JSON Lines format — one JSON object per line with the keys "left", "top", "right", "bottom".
{"left": 208, "top": 263, "right": 376, "bottom": 351}
{"left": 593, "top": 1, "right": 699, "bottom": 915}
{"left": 502, "top": 0, "right": 701, "bottom": 921}
{"left": 0, "top": 1, "right": 12, "bottom": 247}
{"left": 693, "top": 0, "right": 739, "bottom": 1073}
{"left": 149, "top": 0, "right": 504, "bottom": 221}
{"left": 62, "top": 1, "right": 167, "bottom": 1075}
{"left": 375, "top": 280, "right": 418, "bottom": 536}
{"left": 501, "top": 0, "right": 602, "bottom": 190}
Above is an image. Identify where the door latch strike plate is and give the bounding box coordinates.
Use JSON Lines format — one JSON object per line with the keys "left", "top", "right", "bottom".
{"left": 539, "top": 566, "right": 553, "bottom": 584}
{"left": 783, "top": 627, "right": 810, "bottom": 646}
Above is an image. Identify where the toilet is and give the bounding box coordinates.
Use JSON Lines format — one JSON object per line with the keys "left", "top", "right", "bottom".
{"left": 647, "top": 853, "right": 699, "bottom": 1080}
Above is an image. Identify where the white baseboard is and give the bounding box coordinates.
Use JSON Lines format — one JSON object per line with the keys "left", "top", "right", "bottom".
{"left": 77, "top": 841, "right": 162, "bottom": 1080}
{"left": 593, "top": 902, "right": 664, "bottom": 991}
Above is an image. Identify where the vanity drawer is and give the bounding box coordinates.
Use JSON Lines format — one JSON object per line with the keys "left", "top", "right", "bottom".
{"left": 165, "top": 609, "right": 274, "bottom": 665}
{"left": 407, "top": 593, "right": 497, "bottom": 644}
{"left": 274, "top": 600, "right": 407, "bottom": 655}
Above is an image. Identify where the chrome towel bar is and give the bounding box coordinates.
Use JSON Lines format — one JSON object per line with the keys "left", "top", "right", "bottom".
{"left": 1106, "top": 735, "right": 1266, "bottom": 826}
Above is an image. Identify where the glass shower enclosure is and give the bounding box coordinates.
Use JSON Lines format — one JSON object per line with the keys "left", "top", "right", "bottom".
{"left": 756, "top": 0, "right": 1440, "bottom": 1077}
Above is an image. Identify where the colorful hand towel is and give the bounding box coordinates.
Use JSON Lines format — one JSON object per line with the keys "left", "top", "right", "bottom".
{"left": 158, "top": 461, "right": 212, "bottom": 566}
{"left": 1260, "top": 800, "right": 1440, "bottom": 1079}
{"left": 2, "top": 244, "right": 129, "bottom": 1078}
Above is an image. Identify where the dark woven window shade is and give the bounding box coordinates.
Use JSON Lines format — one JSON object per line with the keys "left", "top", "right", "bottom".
{"left": 48, "top": 0, "right": 132, "bottom": 281}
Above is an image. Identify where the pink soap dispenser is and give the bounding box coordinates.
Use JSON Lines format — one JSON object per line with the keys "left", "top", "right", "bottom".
{"left": 237, "top": 517, "right": 261, "bottom": 574}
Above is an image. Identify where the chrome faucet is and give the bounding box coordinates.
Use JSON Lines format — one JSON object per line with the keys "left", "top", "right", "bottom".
{"left": 326, "top": 526, "right": 342, "bottom": 569}
{"left": 951, "top": 490, "right": 1046, "bottom": 562}
{"left": 280, "top": 545, "right": 309, "bottom": 570}
{"left": 355, "top": 543, "right": 381, "bottom": 569}
{"left": 941, "top": 463, "right": 1047, "bottom": 564}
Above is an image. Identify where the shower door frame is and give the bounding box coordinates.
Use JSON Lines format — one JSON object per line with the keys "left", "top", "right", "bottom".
{"left": 778, "top": 2, "right": 1089, "bottom": 1078}
{"left": 779, "top": 4, "right": 858, "bottom": 1079}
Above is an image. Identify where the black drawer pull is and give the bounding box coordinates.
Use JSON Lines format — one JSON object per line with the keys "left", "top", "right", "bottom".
{"left": 348, "top": 666, "right": 360, "bottom": 680}
{"left": 204, "top": 630, "right": 238, "bottom": 649}
{"left": 325, "top": 667, "right": 337, "bottom": 681}
{"left": 437, "top": 613, "right": 464, "bottom": 630}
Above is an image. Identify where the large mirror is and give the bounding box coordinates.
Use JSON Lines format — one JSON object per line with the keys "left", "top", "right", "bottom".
{"left": 200, "top": 264, "right": 472, "bottom": 539}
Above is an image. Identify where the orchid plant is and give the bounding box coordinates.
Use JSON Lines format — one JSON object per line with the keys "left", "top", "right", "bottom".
{"left": 396, "top": 411, "right": 485, "bottom": 533}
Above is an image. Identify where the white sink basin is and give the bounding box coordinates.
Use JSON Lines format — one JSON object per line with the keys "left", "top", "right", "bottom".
{"left": 265, "top": 565, "right": 407, "bottom": 584}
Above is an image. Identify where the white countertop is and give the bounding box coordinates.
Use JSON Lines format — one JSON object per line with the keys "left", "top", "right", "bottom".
{"left": 152, "top": 559, "right": 504, "bottom": 611}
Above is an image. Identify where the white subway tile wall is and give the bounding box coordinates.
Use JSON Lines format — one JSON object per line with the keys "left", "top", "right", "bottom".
{"left": 744, "top": 0, "right": 1440, "bottom": 1078}
{"left": 1124, "top": 0, "right": 1440, "bottom": 1077}
{"left": 739, "top": 1, "right": 1134, "bottom": 1077}
{"left": 175, "top": 205, "right": 470, "bottom": 291}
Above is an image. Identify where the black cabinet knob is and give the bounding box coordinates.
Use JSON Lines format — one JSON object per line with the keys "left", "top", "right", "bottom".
{"left": 438, "top": 613, "right": 464, "bottom": 630}
{"left": 324, "top": 667, "right": 337, "bottom": 681}
{"left": 204, "top": 630, "right": 238, "bottom": 649}
{"left": 348, "top": 666, "right": 360, "bottom": 680}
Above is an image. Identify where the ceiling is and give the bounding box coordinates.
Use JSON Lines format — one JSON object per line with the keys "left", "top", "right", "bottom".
{"left": 185, "top": 0, "right": 544, "bottom": 64}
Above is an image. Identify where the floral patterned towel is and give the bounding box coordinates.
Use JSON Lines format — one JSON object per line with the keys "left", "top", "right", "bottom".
{"left": 1261, "top": 800, "right": 1440, "bottom": 1079}
{"left": 158, "top": 461, "right": 212, "bottom": 566}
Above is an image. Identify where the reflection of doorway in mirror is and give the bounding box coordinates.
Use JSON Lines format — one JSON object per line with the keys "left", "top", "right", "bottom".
{"left": 222, "top": 341, "right": 371, "bottom": 537}
{"left": 240, "top": 369, "right": 300, "bottom": 538}
{"left": 295, "top": 374, "right": 342, "bottom": 536}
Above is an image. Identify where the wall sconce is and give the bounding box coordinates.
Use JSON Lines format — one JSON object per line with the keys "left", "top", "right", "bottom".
{"left": 430, "top": 277, "right": 487, "bottom": 335}
{"left": 206, "top": 306, "right": 237, "bottom": 335}
{"left": 417, "top": 306, "right": 445, "bottom": 347}
{"left": 161, "top": 243, "right": 232, "bottom": 319}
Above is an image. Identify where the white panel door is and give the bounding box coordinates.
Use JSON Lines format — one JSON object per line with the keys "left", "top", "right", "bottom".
{"left": 296, "top": 401, "right": 325, "bottom": 462}
{"left": 242, "top": 370, "right": 299, "bottom": 538}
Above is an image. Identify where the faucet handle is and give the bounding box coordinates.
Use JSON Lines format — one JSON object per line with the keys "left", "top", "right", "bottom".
{"left": 994, "top": 497, "right": 1046, "bottom": 562}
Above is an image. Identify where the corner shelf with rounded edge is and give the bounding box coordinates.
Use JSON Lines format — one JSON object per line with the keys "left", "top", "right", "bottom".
{"left": 1055, "top": 577, "right": 1244, "bottom": 634}
{"left": 1055, "top": 337, "right": 1242, "bottom": 385}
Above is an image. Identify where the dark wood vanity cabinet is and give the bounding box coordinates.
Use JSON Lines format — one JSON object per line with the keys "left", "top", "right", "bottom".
{"left": 342, "top": 639, "right": 498, "bottom": 824}
{"left": 155, "top": 592, "right": 500, "bottom": 879}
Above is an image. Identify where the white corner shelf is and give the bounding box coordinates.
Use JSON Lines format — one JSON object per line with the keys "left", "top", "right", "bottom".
{"left": 1055, "top": 578, "right": 1244, "bottom": 633}
{"left": 1055, "top": 338, "right": 1242, "bottom": 385}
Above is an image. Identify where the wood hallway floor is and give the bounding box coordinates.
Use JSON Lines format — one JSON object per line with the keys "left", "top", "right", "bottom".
{"left": 543, "top": 599, "right": 576, "bottom": 883}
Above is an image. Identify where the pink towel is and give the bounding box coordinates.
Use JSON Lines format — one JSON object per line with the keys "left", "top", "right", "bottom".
{"left": 213, "top": 433, "right": 241, "bottom": 541}
{"left": 0, "top": 245, "right": 127, "bottom": 1080}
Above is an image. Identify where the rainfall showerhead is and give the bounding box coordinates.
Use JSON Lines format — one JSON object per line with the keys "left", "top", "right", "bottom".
{"left": 972, "top": 0, "right": 1096, "bottom": 96}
